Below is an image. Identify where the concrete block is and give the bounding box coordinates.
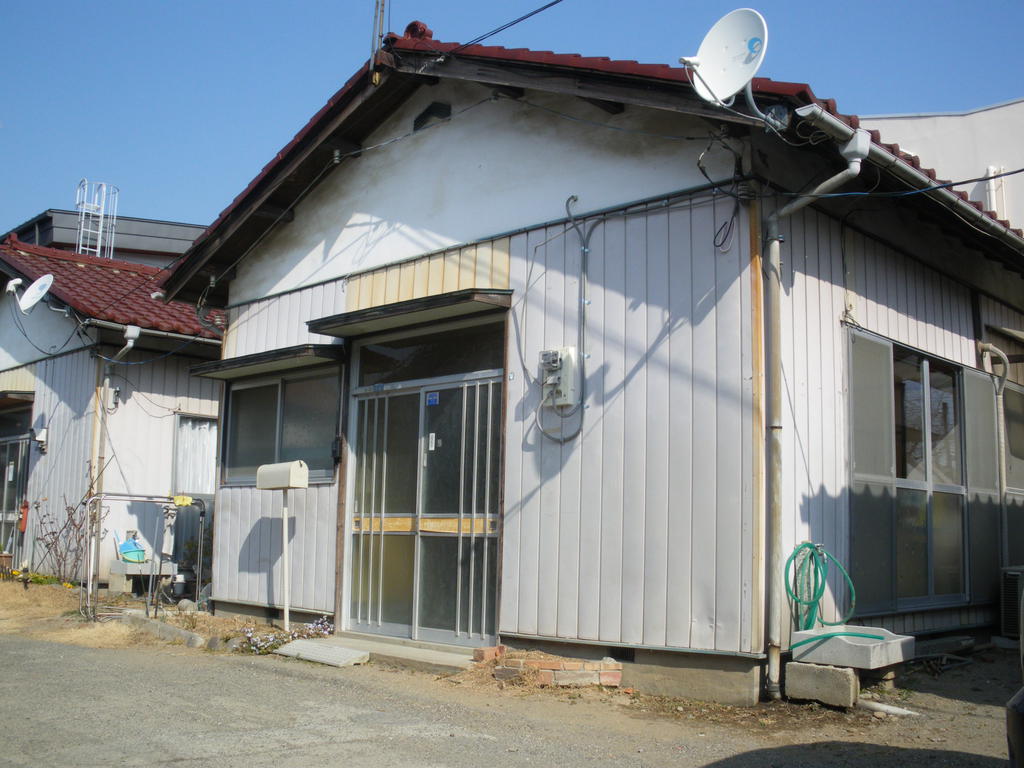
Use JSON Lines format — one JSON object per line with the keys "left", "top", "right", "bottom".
{"left": 553, "top": 670, "right": 599, "bottom": 687}
{"left": 625, "top": 650, "right": 762, "bottom": 706}
{"left": 785, "top": 662, "right": 858, "bottom": 708}
{"left": 493, "top": 667, "right": 522, "bottom": 681}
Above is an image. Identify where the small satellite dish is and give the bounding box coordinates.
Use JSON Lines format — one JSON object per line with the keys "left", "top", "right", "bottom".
{"left": 681, "top": 8, "right": 768, "bottom": 104}
{"left": 17, "top": 274, "right": 53, "bottom": 313}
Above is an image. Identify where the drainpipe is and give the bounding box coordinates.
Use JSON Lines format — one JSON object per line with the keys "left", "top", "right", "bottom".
{"left": 978, "top": 341, "right": 1010, "bottom": 566}
{"left": 92, "top": 324, "right": 142, "bottom": 608}
{"left": 764, "top": 127, "right": 871, "bottom": 699}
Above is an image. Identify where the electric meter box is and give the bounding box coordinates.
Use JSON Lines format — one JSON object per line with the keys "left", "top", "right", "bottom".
{"left": 539, "top": 346, "right": 580, "bottom": 408}
{"left": 256, "top": 460, "right": 309, "bottom": 490}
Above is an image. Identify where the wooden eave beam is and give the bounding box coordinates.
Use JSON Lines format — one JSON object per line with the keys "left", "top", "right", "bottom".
{"left": 580, "top": 96, "right": 624, "bottom": 114}
{"left": 385, "top": 52, "right": 762, "bottom": 127}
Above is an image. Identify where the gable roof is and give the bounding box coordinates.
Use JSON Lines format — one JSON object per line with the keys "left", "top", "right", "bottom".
{"left": 0, "top": 235, "right": 221, "bottom": 338}
{"left": 161, "top": 20, "right": 1024, "bottom": 305}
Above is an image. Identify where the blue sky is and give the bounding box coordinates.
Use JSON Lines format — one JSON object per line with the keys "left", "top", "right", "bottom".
{"left": 2, "top": 0, "right": 1022, "bottom": 230}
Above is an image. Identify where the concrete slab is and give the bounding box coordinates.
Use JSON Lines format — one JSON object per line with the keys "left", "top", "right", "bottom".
{"left": 275, "top": 639, "right": 369, "bottom": 667}
{"left": 286, "top": 634, "right": 474, "bottom": 675}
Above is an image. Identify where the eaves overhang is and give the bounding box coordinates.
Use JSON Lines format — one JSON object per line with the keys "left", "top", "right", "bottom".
{"left": 190, "top": 344, "right": 345, "bottom": 381}
{"left": 308, "top": 289, "right": 512, "bottom": 339}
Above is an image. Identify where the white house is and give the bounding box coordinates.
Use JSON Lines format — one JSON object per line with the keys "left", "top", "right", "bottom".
{"left": 162, "top": 21, "right": 1024, "bottom": 704}
{"left": 0, "top": 235, "right": 222, "bottom": 589}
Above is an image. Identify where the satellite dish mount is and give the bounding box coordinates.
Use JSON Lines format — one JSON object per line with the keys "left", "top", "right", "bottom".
{"left": 680, "top": 8, "right": 786, "bottom": 130}
{"left": 5, "top": 274, "right": 54, "bottom": 314}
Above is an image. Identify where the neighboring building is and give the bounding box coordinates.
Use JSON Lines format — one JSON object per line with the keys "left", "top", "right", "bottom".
{"left": 6, "top": 209, "right": 206, "bottom": 269}
{"left": 162, "top": 21, "right": 1024, "bottom": 704}
{"left": 0, "top": 235, "right": 222, "bottom": 587}
{"left": 861, "top": 98, "right": 1024, "bottom": 228}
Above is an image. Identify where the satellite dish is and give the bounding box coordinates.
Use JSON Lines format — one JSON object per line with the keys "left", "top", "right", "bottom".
{"left": 18, "top": 274, "right": 53, "bottom": 313}
{"left": 681, "top": 8, "right": 768, "bottom": 104}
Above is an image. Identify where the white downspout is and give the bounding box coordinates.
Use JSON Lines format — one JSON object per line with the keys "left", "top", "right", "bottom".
{"left": 764, "top": 127, "right": 871, "bottom": 699}
{"left": 979, "top": 341, "right": 1010, "bottom": 567}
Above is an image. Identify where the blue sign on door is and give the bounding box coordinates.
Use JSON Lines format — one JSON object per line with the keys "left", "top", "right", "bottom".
{"left": 426, "top": 391, "right": 439, "bottom": 406}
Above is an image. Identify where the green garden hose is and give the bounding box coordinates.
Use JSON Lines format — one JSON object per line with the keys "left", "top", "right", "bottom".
{"left": 784, "top": 542, "right": 884, "bottom": 650}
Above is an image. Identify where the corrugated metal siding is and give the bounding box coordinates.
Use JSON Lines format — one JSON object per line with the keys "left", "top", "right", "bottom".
{"left": 0, "top": 364, "right": 36, "bottom": 393}
{"left": 24, "top": 350, "right": 98, "bottom": 571}
{"left": 852, "top": 605, "right": 995, "bottom": 635}
{"left": 780, "top": 206, "right": 979, "bottom": 635}
{"left": 346, "top": 238, "right": 512, "bottom": 311}
{"left": 223, "top": 280, "right": 346, "bottom": 359}
{"left": 212, "top": 483, "right": 337, "bottom": 613}
{"left": 501, "top": 191, "right": 756, "bottom": 654}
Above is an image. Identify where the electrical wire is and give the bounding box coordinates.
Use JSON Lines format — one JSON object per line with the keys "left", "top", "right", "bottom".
{"left": 514, "top": 96, "right": 713, "bottom": 141}
{"left": 444, "top": 0, "right": 567, "bottom": 57}
{"left": 7, "top": 301, "right": 84, "bottom": 356}
{"left": 93, "top": 334, "right": 202, "bottom": 366}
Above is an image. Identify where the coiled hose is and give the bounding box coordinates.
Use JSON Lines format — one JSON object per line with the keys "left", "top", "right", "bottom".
{"left": 785, "top": 542, "right": 883, "bottom": 650}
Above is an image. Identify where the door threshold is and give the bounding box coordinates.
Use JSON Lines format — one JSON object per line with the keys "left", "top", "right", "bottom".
{"left": 335, "top": 629, "right": 490, "bottom": 654}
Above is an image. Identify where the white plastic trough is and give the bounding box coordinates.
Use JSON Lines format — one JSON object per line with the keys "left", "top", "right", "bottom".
{"left": 791, "top": 625, "right": 915, "bottom": 669}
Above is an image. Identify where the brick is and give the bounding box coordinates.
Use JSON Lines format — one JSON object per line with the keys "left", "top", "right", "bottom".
{"left": 561, "top": 661, "right": 583, "bottom": 671}
{"left": 524, "top": 659, "right": 564, "bottom": 670}
{"left": 553, "top": 670, "right": 600, "bottom": 687}
{"left": 785, "top": 662, "right": 858, "bottom": 708}
{"left": 494, "top": 667, "right": 522, "bottom": 681}
{"left": 502, "top": 659, "right": 524, "bottom": 669}
{"left": 584, "top": 662, "right": 602, "bottom": 671}
{"left": 599, "top": 670, "right": 623, "bottom": 687}
{"left": 601, "top": 662, "right": 623, "bottom": 671}
{"left": 536, "top": 669, "right": 554, "bottom": 685}
{"left": 473, "top": 646, "right": 505, "bottom": 662}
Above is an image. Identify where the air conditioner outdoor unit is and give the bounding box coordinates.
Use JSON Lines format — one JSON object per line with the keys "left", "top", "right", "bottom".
{"left": 1002, "top": 566, "right": 1024, "bottom": 638}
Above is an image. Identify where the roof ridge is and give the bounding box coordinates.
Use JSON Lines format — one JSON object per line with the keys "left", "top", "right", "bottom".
{"left": 2, "top": 235, "right": 162, "bottom": 276}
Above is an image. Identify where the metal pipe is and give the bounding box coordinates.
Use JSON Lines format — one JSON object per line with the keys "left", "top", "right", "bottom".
{"left": 282, "top": 488, "right": 291, "bottom": 632}
{"left": 80, "top": 318, "right": 221, "bottom": 346}
{"left": 979, "top": 341, "right": 1010, "bottom": 567}
{"left": 792, "top": 104, "right": 1024, "bottom": 255}
{"left": 763, "top": 128, "right": 870, "bottom": 699}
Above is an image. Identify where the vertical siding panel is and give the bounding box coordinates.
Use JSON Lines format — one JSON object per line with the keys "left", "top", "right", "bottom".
{"left": 537, "top": 227, "right": 565, "bottom": 638}
{"left": 442, "top": 249, "right": 460, "bottom": 293}
{"left": 398, "top": 262, "right": 416, "bottom": 301}
{"left": 576, "top": 222, "right": 605, "bottom": 641}
{"left": 412, "top": 256, "right": 430, "bottom": 299}
{"left": 458, "top": 245, "right": 477, "bottom": 290}
{"left": 428, "top": 253, "right": 446, "bottom": 296}
{"left": 643, "top": 206, "right": 670, "bottom": 647}
{"left": 556, "top": 229, "right": 582, "bottom": 640}
{"left": 689, "top": 198, "right": 718, "bottom": 650}
{"left": 666, "top": 202, "right": 694, "bottom": 648}
{"left": 712, "top": 199, "right": 742, "bottom": 652}
{"left": 599, "top": 215, "right": 626, "bottom": 643}
{"left": 620, "top": 209, "right": 647, "bottom": 646}
{"left": 500, "top": 233, "right": 530, "bottom": 634}
{"left": 383, "top": 265, "right": 401, "bottom": 305}
{"left": 492, "top": 237, "right": 511, "bottom": 290}
{"left": 475, "top": 241, "right": 492, "bottom": 290}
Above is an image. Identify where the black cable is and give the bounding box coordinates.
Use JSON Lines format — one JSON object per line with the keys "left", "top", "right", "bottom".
{"left": 446, "top": 0, "right": 567, "bottom": 56}
{"left": 94, "top": 334, "right": 201, "bottom": 366}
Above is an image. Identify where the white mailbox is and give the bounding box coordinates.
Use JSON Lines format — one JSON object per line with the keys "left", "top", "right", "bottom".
{"left": 256, "top": 460, "right": 309, "bottom": 490}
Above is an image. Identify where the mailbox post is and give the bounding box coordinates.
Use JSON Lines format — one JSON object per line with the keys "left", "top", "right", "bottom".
{"left": 256, "top": 460, "right": 308, "bottom": 631}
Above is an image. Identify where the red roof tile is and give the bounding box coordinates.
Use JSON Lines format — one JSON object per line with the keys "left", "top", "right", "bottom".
{"left": 1, "top": 236, "right": 221, "bottom": 338}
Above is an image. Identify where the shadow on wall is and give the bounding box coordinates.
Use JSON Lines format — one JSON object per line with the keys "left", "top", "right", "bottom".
{"left": 701, "top": 742, "right": 1004, "bottom": 767}
{"left": 238, "top": 515, "right": 296, "bottom": 609}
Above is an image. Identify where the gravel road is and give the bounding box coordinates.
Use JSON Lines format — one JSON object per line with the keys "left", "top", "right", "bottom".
{"left": 0, "top": 632, "right": 1008, "bottom": 767}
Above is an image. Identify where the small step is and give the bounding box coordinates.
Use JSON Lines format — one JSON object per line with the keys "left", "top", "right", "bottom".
{"left": 275, "top": 635, "right": 474, "bottom": 675}
{"left": 274, "top": 638, "right": 369, "bottom": 667}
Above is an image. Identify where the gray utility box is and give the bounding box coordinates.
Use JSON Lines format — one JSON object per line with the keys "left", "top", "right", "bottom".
{"left": 791, "top": 625, "right": 914, "bottom": 669}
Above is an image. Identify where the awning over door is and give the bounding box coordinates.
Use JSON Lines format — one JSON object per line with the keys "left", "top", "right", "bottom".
{"left": 190, "top": 344, "right": 344, "bottom": 380}
{"left": 307, "top": 289, "right": 512, "bottom": 339}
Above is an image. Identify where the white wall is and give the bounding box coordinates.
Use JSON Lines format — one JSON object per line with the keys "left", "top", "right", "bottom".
{"left": 861, "top": 98, "right": 1024, "bottom": 228}
{"left": 230, "top": 80, "right": 733, "bottom": 304}
{"left": 0, "top": 293, "right": 89, "bottom": 372}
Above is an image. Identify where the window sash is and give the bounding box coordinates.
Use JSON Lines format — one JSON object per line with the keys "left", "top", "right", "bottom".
{"left": 223, "top": 367, "right": 340, "bottom": 484}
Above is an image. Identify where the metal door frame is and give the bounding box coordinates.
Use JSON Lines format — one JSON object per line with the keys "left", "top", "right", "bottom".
{"left": 347, "top": 369, "right": 502, "bottom": 645}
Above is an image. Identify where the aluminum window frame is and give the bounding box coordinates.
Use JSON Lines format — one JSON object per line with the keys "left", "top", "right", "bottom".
{"left": 221, "top": 364, "right": 341, "bottom": 486}
{"left": 848, "top": 327, "right": 971, "bottom": 614}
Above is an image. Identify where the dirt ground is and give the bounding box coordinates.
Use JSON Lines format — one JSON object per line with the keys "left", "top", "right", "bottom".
{"left": 1, "top": 581, "right": 1018, "bottom": 765}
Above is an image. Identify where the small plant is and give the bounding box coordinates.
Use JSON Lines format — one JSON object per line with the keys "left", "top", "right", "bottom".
{"left": 238, "top": 615, "right": 335, "bottom": 655}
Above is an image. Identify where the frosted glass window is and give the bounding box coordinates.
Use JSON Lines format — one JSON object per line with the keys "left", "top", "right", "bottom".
{"left": 225, "top": 385, "right": 276, "bottom": 480}
{"left": 281, "top": 374, "right": 339, "bottom": 472}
